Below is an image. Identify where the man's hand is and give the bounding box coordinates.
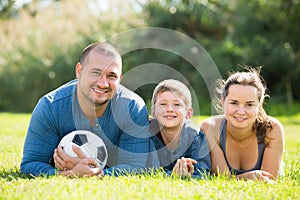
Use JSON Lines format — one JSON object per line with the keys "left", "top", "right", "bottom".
{"left": 54, "top": 145, "right": 86, "bottom": 171}
{"left": 58, "top": 158, "right": 103, "bottom": 178}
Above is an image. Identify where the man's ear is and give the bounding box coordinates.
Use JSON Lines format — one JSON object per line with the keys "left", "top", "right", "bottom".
{"left": 185, "top": 107, "right": 193, "bottom": 119}
{"left": 75, "top": 62, "right": 82, "bottom": 79}
{"left": 119, "top": 73, "right": 122, "bottom": 82}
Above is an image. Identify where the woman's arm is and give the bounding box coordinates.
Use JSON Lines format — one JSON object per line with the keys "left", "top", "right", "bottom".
{"left": 200, "top": 116, "right": 231, "bottom": 176}
{"left": 260, "top": 117, "right": 284, "bottom": 178}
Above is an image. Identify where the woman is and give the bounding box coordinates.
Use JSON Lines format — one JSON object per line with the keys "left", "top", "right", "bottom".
{"left": 200, "top": 67, "right": 284, "bottom": 181}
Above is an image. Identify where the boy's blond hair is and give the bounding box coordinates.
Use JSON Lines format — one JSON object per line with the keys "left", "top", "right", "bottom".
{"left": 151, "top": 79, "right": 192, "bottom": 110}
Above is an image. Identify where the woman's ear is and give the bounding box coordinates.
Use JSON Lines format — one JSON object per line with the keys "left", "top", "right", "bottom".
{"left": 221, "top": 97, "right": 225, "bottom": 110}
{"left": 258, "top": 104, "right": 263, "bottom": 114}
{"left": 185, "top": 107, "right": 193, "bottom": 119}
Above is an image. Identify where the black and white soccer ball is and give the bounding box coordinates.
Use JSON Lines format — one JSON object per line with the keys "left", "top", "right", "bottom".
{"left": 59, "top": 130, "right": 108, "bottom": 169}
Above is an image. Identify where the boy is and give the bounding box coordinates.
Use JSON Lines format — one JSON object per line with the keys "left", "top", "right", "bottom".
{"left": 150, "top": 79, "right": 211, "bottom": 178}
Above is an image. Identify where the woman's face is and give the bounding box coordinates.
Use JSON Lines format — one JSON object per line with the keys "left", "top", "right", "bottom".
{"left": 222, "top": 84, "right": 260, "bottom": 130}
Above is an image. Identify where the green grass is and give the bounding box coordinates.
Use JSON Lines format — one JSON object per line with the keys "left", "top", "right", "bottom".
{"left": 0, "top": 113, "right": 299, "bottom": 199}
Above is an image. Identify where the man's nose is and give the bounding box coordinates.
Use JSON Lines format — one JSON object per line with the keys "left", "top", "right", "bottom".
{"left": 97, "top": 75, "right": 109, "bottom": 87}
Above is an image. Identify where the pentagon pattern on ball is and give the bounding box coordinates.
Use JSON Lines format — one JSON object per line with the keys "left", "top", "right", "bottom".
{"left": 97, "top": 146, "right": 106, "bottom": 162}
{"left": 59, "top": 130, "right": 108, "bottom": 169}
{"left": 72, "top": 134, "right": 88, "bottom": 146}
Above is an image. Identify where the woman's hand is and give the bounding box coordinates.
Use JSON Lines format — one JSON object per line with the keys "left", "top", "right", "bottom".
{"left": 237, "top": 170, "right": 274, "bottom": 182}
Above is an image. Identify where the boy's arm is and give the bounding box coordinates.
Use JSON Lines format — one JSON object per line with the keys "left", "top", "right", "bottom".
{"left": 190, "top": 132, "right": 211, "bottom": 178}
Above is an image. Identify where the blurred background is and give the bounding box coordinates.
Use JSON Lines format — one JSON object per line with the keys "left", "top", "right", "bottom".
{"left": 0, "top": 0, "right": 299, "bottom": 115}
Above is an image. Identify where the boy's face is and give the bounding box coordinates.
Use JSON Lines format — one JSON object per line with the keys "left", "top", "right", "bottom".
{"left": 153, "top": 90, "right": 192, "bottom": 129}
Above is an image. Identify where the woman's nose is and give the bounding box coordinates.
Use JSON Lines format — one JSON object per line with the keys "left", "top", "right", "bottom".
{"left": 237, "top": 105, "right": 245, "bottom": 114}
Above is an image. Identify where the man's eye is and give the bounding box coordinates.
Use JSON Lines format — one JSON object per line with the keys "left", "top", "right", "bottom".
{"left": 108, "top": 74, "right": 118, "bottom": 79}
{"left": 91, "top": 71, "right": 100, "bottom": 76}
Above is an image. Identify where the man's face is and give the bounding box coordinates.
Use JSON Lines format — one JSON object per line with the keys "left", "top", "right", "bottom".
{"left": 76, "top": 51, "right": 122, "bottom": 108}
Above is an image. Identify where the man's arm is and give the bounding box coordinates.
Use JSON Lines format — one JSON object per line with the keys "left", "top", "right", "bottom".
{"left": 20, "top": 97, "right": 60, "bottom": 176}
{"left": 104, "top": 92, "right": 151, "bottom": 176}
{"left": 103, "top": 126, "right": 151, "bottom": 176}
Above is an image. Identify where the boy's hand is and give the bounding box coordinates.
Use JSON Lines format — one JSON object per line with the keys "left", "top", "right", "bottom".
{"left": 173, "top": 157, "right": 197, "bottom": 177}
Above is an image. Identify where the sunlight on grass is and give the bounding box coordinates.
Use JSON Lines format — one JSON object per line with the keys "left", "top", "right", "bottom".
{"left": 0, "top": 113, "right": 299, "bottom": 199}
{"left": 0, "top": 113, "right": 30, "bottom": 136}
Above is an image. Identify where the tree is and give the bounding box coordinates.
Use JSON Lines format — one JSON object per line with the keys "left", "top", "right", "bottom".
{"left": 0, "top": 0, "right": 16, "bottom": 19}
{"left": 141, "top": 0, "right": 300, "bottom": 104}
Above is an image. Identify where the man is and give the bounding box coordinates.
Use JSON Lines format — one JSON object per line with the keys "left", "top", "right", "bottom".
{"left": 20, "top": 42, "right": 154, "bottom": 177}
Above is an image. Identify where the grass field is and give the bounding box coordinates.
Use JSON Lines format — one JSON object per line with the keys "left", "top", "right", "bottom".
{"left": 0, "top": 113, "right": 299, "bottom": 199}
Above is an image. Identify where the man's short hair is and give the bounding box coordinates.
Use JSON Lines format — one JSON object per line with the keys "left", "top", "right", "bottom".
{"left": 80, "top": 42, "right": 121, "bottom": 67}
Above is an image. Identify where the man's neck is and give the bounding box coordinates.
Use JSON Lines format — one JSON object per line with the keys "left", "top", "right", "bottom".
{"left": 77, "top": 96, "right": 109, "bottom": 125}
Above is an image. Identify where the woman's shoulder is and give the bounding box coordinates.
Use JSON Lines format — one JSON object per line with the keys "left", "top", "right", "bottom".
{"left": 267, "top": 116, "right": 284, "bottom": 138}
{"left": 268, "top": 116, "right": 283, "bottom": 127}
{"left": 200, "top": 115, "right": 224, "bottom": 134}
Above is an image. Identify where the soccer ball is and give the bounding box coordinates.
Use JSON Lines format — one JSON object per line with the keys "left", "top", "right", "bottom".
{"left": 59, "top": 130, "right": 108, "bottom": 169}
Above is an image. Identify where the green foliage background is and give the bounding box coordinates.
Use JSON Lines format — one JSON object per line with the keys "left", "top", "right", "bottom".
{"left": 0, "top": 0, "right": 299, "bottom": 113}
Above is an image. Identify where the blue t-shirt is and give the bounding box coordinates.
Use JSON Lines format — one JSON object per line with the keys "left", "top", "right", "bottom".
{"left": 20, "top": 79, "right": 153, "bottom": 176}
{"left": 150, "top": 119, "right": 211, "bottom": 178}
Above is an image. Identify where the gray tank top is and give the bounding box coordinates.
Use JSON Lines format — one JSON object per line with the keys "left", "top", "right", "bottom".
{"left": 219, "top": 118, "right": 266, "bottom": 175}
